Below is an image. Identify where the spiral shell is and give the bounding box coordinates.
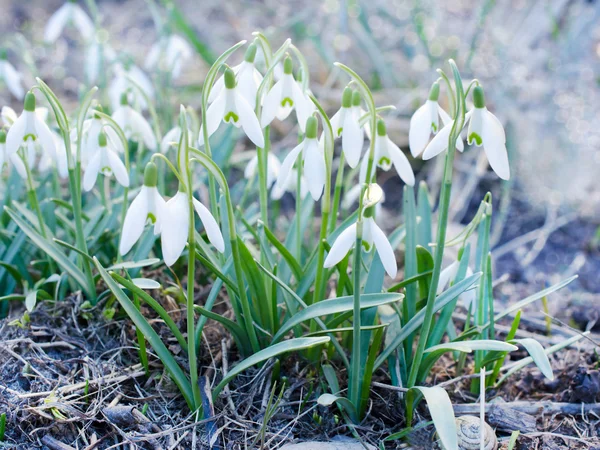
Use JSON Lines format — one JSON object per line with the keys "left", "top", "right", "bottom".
{"left": 455, "top": 415, "right": 498, "bottom": 450}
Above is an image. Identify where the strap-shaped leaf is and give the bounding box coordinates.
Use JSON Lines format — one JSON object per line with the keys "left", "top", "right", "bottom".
{"left": 272, "top": 293, "right": 403, "bottom": 343}
{"left": 212, "top": 337, "right": 330, "bottom": 398}
{"left": 511, "top": 338, "right": 554, "bottom": 380}
{"left": 407, "top": 386, "right": 457, "bottom": 450}
{"left": 94, "top": 258, "right": 195, "bottom": 409}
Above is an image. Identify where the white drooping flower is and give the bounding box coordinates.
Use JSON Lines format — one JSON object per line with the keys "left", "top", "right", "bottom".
{"left": 437, "top": 261, "right": 477, "bottom": 311}
{"left": 360, "top": 119, "right": 415, "bottom": 187}
{"left": 145, "top": 34, "right": 193, "bottom": 80}
{"left": 0, "top": 129, "right": 26, "bottom": 177}
{"left": 85, "top": 39, "right": 116, "bottom": 85}
{"left": 0, "top": 50, "right": 24, "bottom": 100}
{"left": 112, "top": 95, "right": 157, "bottom": 150}
{"left": 44, "top": 0, "right": 94, "bottom": 44}
{"left": 329, "top": 87, "right": 364, "bottom": 168}
{"left": 157, "top": 189, "right": 225, "bottom": 266}
{"left": 5, "top": 92, "right": 67, "bottom": 178}
{"left": 82, "top": 131, "right": 129, "bottom": 192}
{"left": 119, "top": 162, "right": 166, "bottom": 256}
{"left": 198, "top": 67, "right": 264, "bottom": 148}
{"left": 243, "top": 152, "right": 281, "bottom": 188}
{"left": 422, "top": 86, "right": 510, "bottom": 180}
{"left": 77, "top": 107, "right": 123, "bottom": 165}
{"left": 409, "top": 81, "right": 464, "bottom": 157}
{"left": 108, "top": 62, "right": 154, "bottom": 111}
{"left": 160, "top": 125, "right": 193, "bottom": 154}
{"left": 271, "top": 167, "right": 308, "bottom": 200}
{"left": 260, "top": 55, "right": 314, "bottom": 133}
{"left": 324, "top": 184, "right": 397, "bottom": 278}
{"left": 209, "top": 43, "right": 263, "bottom": 110}
{"left": 274, "top": 116, "right": 325, "bottom": 201}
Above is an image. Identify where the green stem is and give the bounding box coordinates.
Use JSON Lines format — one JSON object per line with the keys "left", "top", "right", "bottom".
{"left": 406, "top": 60, "right": 465, "bottom": 392}
{"left": 295, "top": 160, "right": 302, "bottom": 260}
{"left": 257, "top": 127, "right": 270, "bottom": 227}
{"left": 328, "top": 152, "right": 345, "bottom": 234}
{"left": 349, "top": 231, "right": 363, "bottom": 408}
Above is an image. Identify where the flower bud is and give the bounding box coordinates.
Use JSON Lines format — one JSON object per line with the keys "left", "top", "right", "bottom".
{"left": 24, "top": 92, "right": 36, "bottom": 112}
{"left": 341, "top": 87, "right": 352, "bottom": 108}
{"left": 244, "top": 43, "right": 257, "bottom": 63}
{"left": 428, "top": 81, "right": 440, "bottom": 101}
{"left": 224, "top": 67, "right": 236, "bottom": 89}
{"left": 283, "top": 56, "right": 293, "bottom": 75}
{"left": 305, "top": 116, "right": 318, "bottom": 139}
{"left": 120, "top": 93, "right": 129, "bottom": 106}
{"left": 143, "top": 161, "right": 158, "bottom": 187}
{"left": 352, "top": 91, "right": 361, "bottom": 107}
{"left": 93, "top": 105, "right": 104, "bottom": 119}
{"left": 473, "top": 86, "right": 485, "bottom": 108}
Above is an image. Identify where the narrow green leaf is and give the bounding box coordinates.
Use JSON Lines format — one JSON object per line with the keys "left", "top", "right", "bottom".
{"left": 260, "top": 222, "right": 303, "bottom": 280}
{"left": 25, "top": 290, "right": 38, "bottom": 312}
{"left": 408, "top": 386, "right": 457, "bottom": 450}
{"left": 212, "top": 337, "right": 330, "bottom": 398}
{"left": 511, "top": 338, "right": 554, "bottom": 380}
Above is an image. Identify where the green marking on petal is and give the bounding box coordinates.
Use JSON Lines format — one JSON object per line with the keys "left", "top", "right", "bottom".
{"left": 468, "top": 132, "right": 482, "bottom": 146}
{"left": 23, "top": 133, "right": 36, "bottom": 141}
{"left": 379, "top": 156, "right": 391, "bottom": 166}
{"left": 281, "top": 97, "right": 293, "bottom": 108}
{"left": 431, "top": 122, "right": 438, "bottom": 133}
{"left": 224, "top": 111, "right": 239, "bottom": 123}
{"left": 101, "top": 166, "right": 112, "bottom": 175}
{"left": 146, "top": 213, "right": 157, "bottom": 225}
{"left": 362, "top": 241, "right": 372, "bottom": 252}
{"left": 337, "top": 127, "right": 343, "bottom": 136}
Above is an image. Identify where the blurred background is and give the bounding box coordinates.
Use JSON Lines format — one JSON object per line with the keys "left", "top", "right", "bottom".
{"left": 0, "top": 0, "right": 598, "bottom": 315}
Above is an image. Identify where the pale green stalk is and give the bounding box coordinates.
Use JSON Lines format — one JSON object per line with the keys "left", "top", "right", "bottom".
{"left": 406, "top": 60, "right": 465, "bottom": 391}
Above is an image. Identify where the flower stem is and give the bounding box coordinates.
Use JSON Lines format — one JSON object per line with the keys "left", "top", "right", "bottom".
{"left": 328, "top": 152, "right": 345, "bottom": 234}
{"left": 406, "top": 60, "right": 465, "bottom": 394}
{"left": 256, "top": 127, "right": 270, "bottom": 228}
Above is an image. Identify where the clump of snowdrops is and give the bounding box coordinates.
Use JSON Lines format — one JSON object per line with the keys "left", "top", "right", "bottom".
{"left": 0, "top": 1, "right": 582, "bottom": 448}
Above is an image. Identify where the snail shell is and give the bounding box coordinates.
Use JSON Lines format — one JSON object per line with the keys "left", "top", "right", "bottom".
{"left": 455, "top": 415, "right": 498, "bottom": 450}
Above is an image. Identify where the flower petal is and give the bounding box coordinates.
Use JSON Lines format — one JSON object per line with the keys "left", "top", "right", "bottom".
{"left": 436, "top": 261, "right": 459, "bottom": 295}
{"left": 119, "top": 187, "right": 149, "bottom": 255}
{"left": 5, "top": 113, "right": 26, "bottom": 156}
{"left": 198, "top": 90, "right": 226, "bottom": 146}
{"left": 387, "top": 137, "right": 415, "bottom": 186}
{"left": 161, "top": 193, "right": 189, "bottom": 266}
{"left": 409, "top": 102, "right": 434, "bottom": 157}
{"left": 260, "top": 79, "right": 283, "bottom": 128}
{"left": 422, "top": 121, "right": 453, "bottom": 160}
{"left": 292, "top": 82, "right": 313, "bottom": 132}
{"left": 370, "top": 218, "right": 397, "bottom": 278}
{"left": 235, "top": 91, "right": 265, "bottom": 148}
{"left": 341, "top": 111, "right": 364, "bottom": 168}
{"left": 482, "top": 111, "right": 510, "bottom": 180}
{"left": 161, "top": 126, "right": 181, "bottom": 154}
{"left": 303, "top": 139, "right": 325, "bottom": 201}
{"left": 44, "top": 4, "right": 70, "bottom": 43}
{"left": 1, "top": 62, "right": 24, "bottom": 100}
{"left": 83, "top": 151, "right": 101, "bottom": 191}
{"left": 193, "top": 198, "right": 225, "bottom": 253}
{"left": 329, "top": 109, "right": 343, "bottom": 137}
{"left": 107, "top": 149, "right": 130, "bottom": 187}
{"left": 71, "top": 5, "right": 94, "bottom": 40}
{"left": 128, "top": 108, "right": 156, "bottom": 149}
{"left": 323, "top": 223, "right": 357, "bottom": 268}
{"left": 275, "top": 141, "right": 303, "bottom": 192}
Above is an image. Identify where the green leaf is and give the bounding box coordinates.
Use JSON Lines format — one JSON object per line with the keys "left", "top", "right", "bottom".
{"left": 408, "top": 386, "right": 457, "bottom": 450}
{"left": 511, "top": 338, "right": 554, "bottom": 380}
{"left": 212, "top": 337, "right": 330, "bottom": 398}
{"left": 374, "top": 272, "right": 482, "bottom": 370}
{"left": 193, "top": 305, "right": 249, "bottom": 355}
{"left": 25, "top": 290, "right": 38, "bottom": 312}
{"left": 416, "top": 245, "right": 434, "bottom": 301}
{"left": 108, "top": 259, "right": 161, "bottom": 270}
{"left": 0, "top": 261, "right": 24, "bottom": 285}
{"left": 5, "top": 206, "right": 91, "bottom": 297}
{"left": 272, "top": 293, "right": 403, "bottom": 343}
{"left": 130, "top": 278, "right": 161, "bottom": 289}
{"left": 94, "top": 258, "right": 195, "bottom": 410}
{"left": 425, "top": 340, "right": 518, "bottom": 354}
{"left": 317, "top": 394, "right": 359, "bottom": 423}
{"left": 260, "top": 222, "right": 303, "bottom": 280}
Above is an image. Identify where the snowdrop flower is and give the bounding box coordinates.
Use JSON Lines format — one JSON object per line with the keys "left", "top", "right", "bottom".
{"left": 198, "top": 67, "right": 264, "bottom": 148}
{"left": 157, "top": 187, "right": 225, "bottom": 266}
{"left": 274, "top": 116, "right": 325, "bottom": 201}
{"left": 324, "top": 184, "right": 397, "bottom": 278}
{"left": 112, "top": 94, "right": 156, "bottom": 150}
{"left": 44, "top": 0, "right": 94, "bottom": 44}
{"left": 260, "top": 56, "right": 314, "bottom": 133}
{"left": 209, "top": 44, "right": 263, "bottom": 110}
{"left": 85, "top": 39, "right": 116, "bottom": 85}
{"left": 409, "top": 81, "right": 464, "bottom": 157}
{"left": 108, "top": 62, "right": 154, "bottom": 111}
{"left": 6, "top": 92, "right": 67, "bottom": 178}
{"left": 437, "top": 261, "right": 476, "bottom": 311}
{"left": 0, "top": 50, "right": 24, "bottom": 100}
{"left": 0, "top": 130, "right": 26, "bottom": 177}
{"left": 330, "top": 87, "right": 364, "bottom": 168}
{"left": 83, "top": 131, "right": 129, "bottom": 192}
{"left": 145, "top": 34, "right": 193, "bottom": 80}
{"left": 243, "top": 152, "right": 281, "bottom": 188}
{"left": 271, "top": 168, "right": 308, "bottom": 200}
{"left": 423, "top": 86, "right": 509, "bottom": 180}
{"left": 160, "top": 125, "right": 193, "bottom": 154}
{"left": 78, "top": 107, "right": 123, "bottom": 165}
{"left": 119, "top": 162, "right": 166, "bottom": 256}
{"left": 360, "top": 119, "right": 414, "bottom": 187}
